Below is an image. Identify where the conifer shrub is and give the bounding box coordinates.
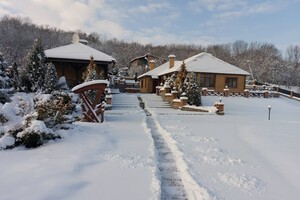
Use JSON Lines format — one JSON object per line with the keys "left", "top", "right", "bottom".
{"left": 20, "top": 131, "right": 42, "bottom": 148}
{"left": 35, "top": 91, "right": 77, "bottom": 128}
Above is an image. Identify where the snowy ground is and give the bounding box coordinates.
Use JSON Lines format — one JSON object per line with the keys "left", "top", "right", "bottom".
{"left": 1, "top": 93, "right": 300, "bottom": 200}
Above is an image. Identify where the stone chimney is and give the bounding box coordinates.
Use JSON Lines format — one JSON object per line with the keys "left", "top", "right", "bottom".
{"left": 149, "top": 60, "right": 155, "bottom": 70}
{"left": 168, "top": 55, "right": 176, "bottom": 69}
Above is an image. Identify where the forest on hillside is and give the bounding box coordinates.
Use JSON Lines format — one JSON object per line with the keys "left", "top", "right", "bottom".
{"left": 0, "top": 15, "right": 299, "bottom": 86}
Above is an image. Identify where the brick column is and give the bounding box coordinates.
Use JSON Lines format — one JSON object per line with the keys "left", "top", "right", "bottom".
{"left": 214, "top": 102, "right": 225, "bottom": 115}
{"left": 223, "top": 88, "right": 229, "bottom": 97}
{"left": 202, "top": 87, "right": 208, "bottom": 96}
{"left": 263, "top": 91, "right": 269, "bottom": 98}
{"left": 244, "top": 89, "right": 249, "bottom": 98}
{"left": 180, "top": 97, "right": 188, "bottom": 107}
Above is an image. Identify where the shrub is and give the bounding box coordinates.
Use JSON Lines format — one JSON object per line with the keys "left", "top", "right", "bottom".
{"left": 35, "top": 91, "right": 76, "bottom": 128}
{"left": 16, "top": 119, "right": 59, "bottom": 148}
{"left": 21, "top": 131, "right": 42, "bottom": 148}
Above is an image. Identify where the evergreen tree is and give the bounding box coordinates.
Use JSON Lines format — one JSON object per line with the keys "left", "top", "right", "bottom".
{"left": 26, "top": 39, "right": 46, "bottom": 92}
{"left": 176, "top": 61, "right": 188, "bottom": 94}
{"left": 184, "top": 72, "right": 201, "bottom": 106}
{"left": 44, "top": 62, "right": 58, "bottom": 94}
{"left": 83, "top": 56, "right": 98, "bottom": 82}
{"left": 11, "top": 62, "right": 20, "bottom": 91}
{"left": 82, "top": 56, "right": 99, "bottom": 101}
{"left": 0, "top": 52, "right": 11, "bottom": 89}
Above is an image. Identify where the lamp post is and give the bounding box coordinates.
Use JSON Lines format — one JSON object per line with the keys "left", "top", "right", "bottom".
{"left": 268, "top": 105, "right": 271, "bottom": 121}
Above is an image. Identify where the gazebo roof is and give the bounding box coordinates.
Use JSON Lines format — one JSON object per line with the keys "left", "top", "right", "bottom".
{"left": 45, "top": 42, "right": 116, "bottom": 63}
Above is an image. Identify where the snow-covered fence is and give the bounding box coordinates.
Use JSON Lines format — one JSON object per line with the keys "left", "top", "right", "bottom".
{"left": 202, "top": 89, "right": 279, "bottom": 98}
{"left": 255, "top": 81, "right": 300, "bottom": 100}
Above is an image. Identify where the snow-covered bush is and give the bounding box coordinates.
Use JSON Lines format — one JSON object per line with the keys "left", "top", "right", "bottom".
{"left": 34, "top": 91, "right": 78, "bottom": 128}
{"left": 164, "top": 73, "right": 177, "bottom": 89}
{"left": 1, "top": 114, "right": 59, "bottom": 149}
{"left": 0, "top": 91, "right": 11, "bottom": 104}
{"left": 0, "top": 91, "right": 79, "bottom": 150}
{"left": 17, "top": 118, "right": 59, "bottom": 148}
{"left": 56, "top": 76, "right": 69, "bottom": 91}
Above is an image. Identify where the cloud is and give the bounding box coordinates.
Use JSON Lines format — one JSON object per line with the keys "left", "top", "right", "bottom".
{"left": 131, "top": 27, "right": 216, "bottom": 46}
{"left": 93, "top": 19, "right": 131, "bottom": 38}
{"left": 187, "top": 0, "right": 247, "bottom": 12}
{"left": 131, "top": 2, "right": 170, "bottom": 14}
{"left": 0, "top": 0, "right": 131, "bottom": 38}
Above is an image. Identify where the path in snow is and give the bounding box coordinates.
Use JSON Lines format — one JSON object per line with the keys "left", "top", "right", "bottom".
{"left": 142, "top": 109, "right": 188, "bottom": 199}
{"left": 141, "top": 94, "right": 212, "bottom": 200}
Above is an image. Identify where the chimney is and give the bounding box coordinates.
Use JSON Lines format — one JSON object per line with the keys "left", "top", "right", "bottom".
{"left": 168, "top": 55, "right": 176, "bottom": 69}
{"left": 149, "top": 60, "right": 155, "bottom": 70}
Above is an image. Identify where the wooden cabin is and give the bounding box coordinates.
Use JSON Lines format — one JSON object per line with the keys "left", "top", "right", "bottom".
{"left": 45, "top": 37, "right": 115, "bottom": 88}
{"left": 138, "top": 53, "right": 250, "bottom": 93}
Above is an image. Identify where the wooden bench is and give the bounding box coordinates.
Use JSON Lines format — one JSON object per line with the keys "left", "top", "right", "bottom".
{"left": 72, "top": 80, "right": 109, "bottom": 123}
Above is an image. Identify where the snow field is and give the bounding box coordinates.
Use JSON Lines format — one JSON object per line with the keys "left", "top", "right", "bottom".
{"left": 0, "top": 93, "right": 158, "bottom": 200}
{"left": 151, "top": 95, "right": 300, "bottom": 200}
{"left": 1, "top": 93, "right": 299, "bottom": 200}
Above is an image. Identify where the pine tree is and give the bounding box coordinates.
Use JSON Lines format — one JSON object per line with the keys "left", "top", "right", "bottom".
{"left": 83, "top": 56, "right": 98, "bottom": 82}
{"left": 0, "top": 52, "right": 11, "bottom": 89}
{"left": 26, "top": 39, "right": 46, "bottom": 92}
{"left": 176, "top": 61, "right": 188, "bottom": 94}
{"left": 82, "top": 56, "right": 99, "bottom": 100}
{"left": 184, "top": 72, "right": 201, "bottom": 106}
{"left": 11, "top": 62, "right": 20, "bottom": 91}
{"left": 44, "top": 62, "right": 58, "bottom": 94}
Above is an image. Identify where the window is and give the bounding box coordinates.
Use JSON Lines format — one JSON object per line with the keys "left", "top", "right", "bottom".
{"left": 225, "top": 78, "right": 238, "bottom": 88}
{"left": 141, "top": 79, "right": 144, "bottom": 88}
{"left": 200, "top": 74, "right": 215, "bottom": 87}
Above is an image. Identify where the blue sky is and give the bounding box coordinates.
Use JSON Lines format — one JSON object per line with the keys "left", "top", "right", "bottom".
{"left": 0, "top": 0, "right": 299, "bottom": 51}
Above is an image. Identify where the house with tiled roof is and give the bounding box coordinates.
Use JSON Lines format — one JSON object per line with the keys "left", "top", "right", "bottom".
{"left": 138, "top": 52, "right": 250, "bottom": 93}
{"left": 45, "top": 35, "right": 116, "bottom": 87}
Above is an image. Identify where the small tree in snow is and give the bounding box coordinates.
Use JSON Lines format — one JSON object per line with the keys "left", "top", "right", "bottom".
{"left": 164, "top": 73, "right": 177, "bottom": 89}
{"left": 176, "top": 61, "right": 188, "bottom": 94}
{"left": 0, "top": 52, "right": 11, "bottom": 89}
{"left": 44, "top": 62, "right": 58, "bottom": 94}
{"left": 11, "top": 62, "right": 21, "bottom": 91}
{"left": 82, "top": 56, "right": 99, "bottom": 100}
{"left": 25, "top": 38, "right": 46, "bottom": 92}
{"left": 184, "top": 72, "right": 201, "bottom": 106}
{"left": 83, "top": 56, "right": 99, "bottom": 82}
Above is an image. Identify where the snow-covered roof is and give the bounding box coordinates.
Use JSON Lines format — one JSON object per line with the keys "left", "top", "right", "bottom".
{"left": 138, "top": 52, "right": 250, "bottom": 79}
{"left": 45, "top": 43, "right": 116, "bottom": 63}
{"left": 130, "top": 53, "right": 158, "bottom": 63}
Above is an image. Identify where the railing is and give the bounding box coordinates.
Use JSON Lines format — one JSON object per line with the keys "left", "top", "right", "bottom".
{"left": 203, "top": 89, "right": 279, "bottom": 98}
{"left": 255, "top": 81, "right": 300, "bottom": 99}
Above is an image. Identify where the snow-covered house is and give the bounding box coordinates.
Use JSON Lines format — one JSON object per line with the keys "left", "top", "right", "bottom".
{"left": 129, "top": 53, "right": 159, "bottom": 69}
{"left": 138, "top": 52, "right": 250, "bottom": 93}
{"left": 45, "top": 37, "right": 116, "bottom": 87}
